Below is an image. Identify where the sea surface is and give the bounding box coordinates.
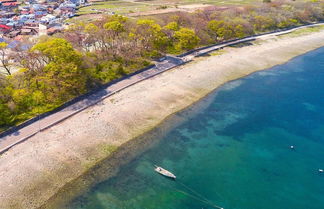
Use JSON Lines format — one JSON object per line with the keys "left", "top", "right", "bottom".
{"left": 67, "top": 47, "right": 324, "bottom": 209}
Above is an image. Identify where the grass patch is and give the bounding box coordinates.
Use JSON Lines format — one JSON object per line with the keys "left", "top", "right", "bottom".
{"left": 100, "top": 144, "right": 118, "bottom": 155}
{"left": 81, "top": 144, "right": 118, "bottom": 170}
{"left": 210, "top": 49, "right": 226, "bottom": 56}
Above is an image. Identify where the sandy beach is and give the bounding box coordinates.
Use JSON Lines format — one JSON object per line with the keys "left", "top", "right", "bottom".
{"left": 0, "top": 28, "right": 324, "bottom": 209}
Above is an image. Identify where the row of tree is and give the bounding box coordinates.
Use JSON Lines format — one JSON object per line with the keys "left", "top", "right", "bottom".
{"left": 0, "top": 0, "right": 323, "bottom": 131}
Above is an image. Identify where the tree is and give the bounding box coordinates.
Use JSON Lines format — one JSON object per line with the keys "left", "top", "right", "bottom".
{"left": 0, "top": 102, "right": 11, "bottom": 128}
{"left": 234, "top": 24, "right": 246, "bottom": 38}
{"left": 0, "top": 76, "right": 12, "bottom": 128}
{"left": 0, "top": 42, "right": 13, "bottom": 75}
{"left": 133, "top": 19, "right": 168, "bottom": 56}
{"left": 173, "top": 28, "right": 200, "bottom": 51}
{"left": 253, "top": 15, "right": 276, "bottom": 31}
{"left": 164, "top": 21, "right": 179, "bottom": 31}
{"left": 215, "top": 24, "right": 234, "bottom": 40}
{"left": 28, "top": 38, "right": 88, "bottom": 102}
{"left": 64, "top": 22, "right": 88, "bottom": 51}
{"left": 104, "top": 21, "right": 125, "bottom": 33}
{"left": 207, "top": 20, "right": 225, "bottom": 41}
{"left": 103, "top": 20, "right": 127, "bottom": 57}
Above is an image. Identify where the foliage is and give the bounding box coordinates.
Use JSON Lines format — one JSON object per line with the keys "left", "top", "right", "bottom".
{"left": 0, "top": 1, "right": 323, "bottom": 131}
{"left": 0, "top": 42, "right": 13, "bottom": 76}
{"left": 174, "top": 28, "right": 200, "bottom": 51}
{"left": 29, "top": 38, "right": 87, "bottom": 101}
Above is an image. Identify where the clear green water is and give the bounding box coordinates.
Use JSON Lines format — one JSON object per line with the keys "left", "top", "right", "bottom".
{"left": 67, "top": 47, "right": 324, "bottom": 209}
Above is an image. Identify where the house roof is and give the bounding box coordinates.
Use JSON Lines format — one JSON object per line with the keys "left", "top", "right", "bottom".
{"left": 21, "top": 28, "right": 32, "bottom": 33}
{"left": 3, "top": 2, "right": 19, "bottom": 6}
{"left": 0, "top": 24, "right": 10, "bottom": 30}
{"left": 0, "top": 0, "right": 17, "bottom": 2}
{"left": 35, "top": 11, "right": 46, "bottom": 15}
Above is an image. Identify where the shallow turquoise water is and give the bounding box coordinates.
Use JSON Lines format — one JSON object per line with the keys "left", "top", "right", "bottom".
{"left": 67, "top": 47, "right": 324, "bottom": 209}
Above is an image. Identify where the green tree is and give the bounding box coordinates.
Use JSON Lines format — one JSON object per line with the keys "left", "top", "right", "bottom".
{"left": 253, "top": 15, "right": 276, "bottom": 31}
{"left": 207, "top": 20, "right": 224, "bottom": 40}
{"left": 29, "top": 38, "right": 88, "bottom": 102}
{"left": 216, "top": 25, "right": 234, "bottom": 40}
{"left": 173, "top": 28, "right": 200, "bottom": 51}
{"left": 0, "top": 102, "right": 11, "bottom": 128}
{"left": 104, "top": 21, "right": 125, "bottom": 33}
{"left": 234, "top": 25, "right": 245, "bottom": 38}
{"left": 164, "top": 22, "right": 179, "bottom": 31}
{"left": 134, "top": 19, "right": 168, "bottom": 56}
{"left": 84, "top": 23, "right": 99, "bottom": 33}
{"left": 0, "top": 77, "right": 12, "bottom": 128}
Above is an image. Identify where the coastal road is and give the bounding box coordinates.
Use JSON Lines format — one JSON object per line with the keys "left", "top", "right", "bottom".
{"left": 0, "top": 23, "right": 323, "bottom": 154}
{"left": 0, "top": 56, "right": 184, "bottom": 154}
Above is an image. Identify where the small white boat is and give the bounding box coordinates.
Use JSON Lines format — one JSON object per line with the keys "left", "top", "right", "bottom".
{"left": 154, "top": 165, "right": 176, "bottom": 179}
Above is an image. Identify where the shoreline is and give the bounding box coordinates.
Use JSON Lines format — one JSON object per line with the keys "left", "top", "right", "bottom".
{"left": 0, "top": 28, "right": 323, "bottom": 209}
{"left": 42, "top": 80, "right": 220, "bottom": 209}
{"left": 1, "top": 23, "right": 323, "bottom": 154}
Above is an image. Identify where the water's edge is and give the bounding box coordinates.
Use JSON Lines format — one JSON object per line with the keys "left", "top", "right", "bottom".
{"left": 41, "top": 44, "right": 324, "bottom": 209}
{"left": 40, "top": 78, "right": 220, "bottom": 209}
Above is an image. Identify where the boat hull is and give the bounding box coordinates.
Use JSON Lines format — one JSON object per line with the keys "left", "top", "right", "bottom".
{"left": 154, "top": 166, "right": 176, "bottom": 179}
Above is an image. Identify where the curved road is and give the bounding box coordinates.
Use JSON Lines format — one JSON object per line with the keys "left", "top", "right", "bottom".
{"left": 0, "top": 23, "right": 323, "bottom": 154}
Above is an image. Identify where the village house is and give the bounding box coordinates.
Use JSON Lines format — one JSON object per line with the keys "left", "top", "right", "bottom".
{"left": 0, "top": 0, "right": 20, "bottom": 12}
{"left": 0, "top": 0, "right": 86, "bottom": 39}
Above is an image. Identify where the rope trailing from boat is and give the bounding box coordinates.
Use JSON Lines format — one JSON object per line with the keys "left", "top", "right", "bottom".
{"left": 174, "top": 189, "right": 223, "bottom": 209}
{"left": 176, "top": 181, "right": 223, "bottom": 209}
{"left": 148, "top": 161, "right": 224, "bottom": 208}
{"left": 177, "top": 181, "right": 214, "bottom": 204}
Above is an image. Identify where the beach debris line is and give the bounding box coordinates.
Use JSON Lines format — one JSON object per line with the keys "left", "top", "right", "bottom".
{"left": 154, "top": 165, "right": 176, "bottom": 179}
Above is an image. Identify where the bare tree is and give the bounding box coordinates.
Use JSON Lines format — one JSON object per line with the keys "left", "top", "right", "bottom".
{"left": 0, "top": 42, "right": 13, "bottom": 75}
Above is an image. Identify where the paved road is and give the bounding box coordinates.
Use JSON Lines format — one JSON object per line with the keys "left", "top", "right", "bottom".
{"left": 0, "top": 23, "right": 323, "bottom": 154}
{"left": 0, "top": 56, "right": 184, "bottom": 154}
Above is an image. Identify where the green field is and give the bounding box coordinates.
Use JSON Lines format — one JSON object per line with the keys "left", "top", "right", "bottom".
{"left": 76, "top": 0, "right": 264, "bottom": 16}
{"left": 77, "top": 1, "right": 156, "bottom": 15}
{"left": 142, "top": 0, "right": 261, "bottom": 6}
{"left": 73, "top": 0, "right": 313, "bottom": 22}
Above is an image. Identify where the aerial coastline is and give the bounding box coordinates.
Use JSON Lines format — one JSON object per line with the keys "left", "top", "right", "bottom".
{"left": 0, "top": 28, "right": 324, "bottom": 209}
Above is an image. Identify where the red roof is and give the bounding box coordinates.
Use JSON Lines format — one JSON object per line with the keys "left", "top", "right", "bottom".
{"left": 0, "top": 24, "right": 11, "bottom": 30}
{"left": 3, "top": 2, "right": 19, "bottom": 6}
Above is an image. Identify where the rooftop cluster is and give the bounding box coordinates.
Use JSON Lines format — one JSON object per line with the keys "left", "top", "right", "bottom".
{"left": 0, "top": 0, "right": 87, "bottom": 40}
